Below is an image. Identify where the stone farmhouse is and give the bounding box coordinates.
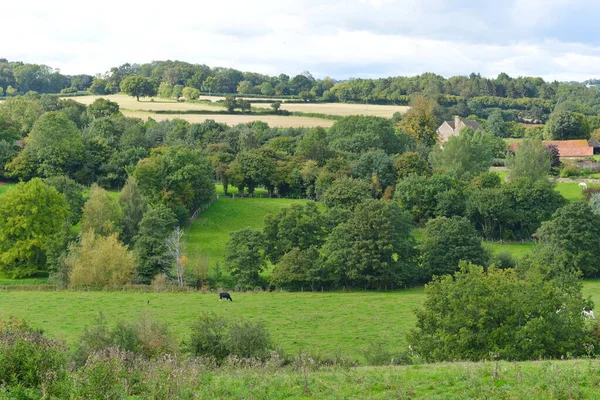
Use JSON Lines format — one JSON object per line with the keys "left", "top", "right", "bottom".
{"left": 437, "top": 116, "right": 482, "bottom": 142}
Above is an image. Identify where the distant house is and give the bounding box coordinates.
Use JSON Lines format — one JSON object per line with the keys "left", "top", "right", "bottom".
{"left": 508, "top": 139, "right": 596, "bottom": 158}
{"left": 437, "top": 116, "right": 482, "bottom": 142}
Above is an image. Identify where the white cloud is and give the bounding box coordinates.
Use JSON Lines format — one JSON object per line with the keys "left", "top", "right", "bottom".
{"left": 1, "top": 0, "right": 599, "bottom": 81}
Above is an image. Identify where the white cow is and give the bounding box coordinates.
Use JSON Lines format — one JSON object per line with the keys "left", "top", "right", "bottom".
{"left": 583, "top": 309, "right": 595, "bottom": 319}
{"left": 579, "top": 182, "right": 588, "bottom": 189}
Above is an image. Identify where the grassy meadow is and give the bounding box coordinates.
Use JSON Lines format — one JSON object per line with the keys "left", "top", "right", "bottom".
{"left": 1, "top": 280, "right": 600, "bottom": 363}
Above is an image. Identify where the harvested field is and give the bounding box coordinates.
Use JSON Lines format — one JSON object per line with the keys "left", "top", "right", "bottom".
{"left": 253, "top": 102, "right": 410, "bottom": 117}
{"left": 123, "top": 110, "right": 335, "bottom": 128}
{"left": 67, "top": 94, "right": 221, "bottom": 112}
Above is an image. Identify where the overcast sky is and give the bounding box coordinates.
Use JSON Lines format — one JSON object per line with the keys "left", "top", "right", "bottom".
{"left": 3, "top": 0, "right": 600, "bottom": 81}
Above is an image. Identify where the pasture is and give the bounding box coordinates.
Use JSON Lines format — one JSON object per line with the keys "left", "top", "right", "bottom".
{"left": 1, "top": 280, "right": 600, "bottom": 363}
{"left": 123, "top": 110, "right": 336, "bottom": 128}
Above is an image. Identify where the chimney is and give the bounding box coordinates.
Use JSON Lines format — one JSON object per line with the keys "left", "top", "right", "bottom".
{"left": 454, "top": 115, "right": 460, "bottom": 128}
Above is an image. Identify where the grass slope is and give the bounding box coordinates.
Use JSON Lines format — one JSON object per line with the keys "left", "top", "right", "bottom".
{"left": 1, "top": 281, "right": 599, "bottom": 362}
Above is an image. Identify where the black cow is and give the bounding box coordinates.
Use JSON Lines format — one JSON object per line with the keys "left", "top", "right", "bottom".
{"left": 219, "top": 292, "right": 233, "bottom": 301}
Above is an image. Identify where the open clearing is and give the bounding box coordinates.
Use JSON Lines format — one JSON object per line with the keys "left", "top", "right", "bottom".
{"left": 251, "top": 102, "right": 410, "bottom": 118}
{"left": 67, "top": 94, "right": 221, "bottom": 112}
{"left": 123, "top": 110, "right": 335, "bottom": 128}
{"left": 1, "top": 280, "right": 599, "bottom": 362}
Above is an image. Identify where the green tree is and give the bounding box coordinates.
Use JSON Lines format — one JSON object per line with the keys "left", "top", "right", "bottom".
{"left": 420, "top": 217, "right": 487, "bottom": 280}
{"left": 486, "top": 110, "right": 508, "bottom": 137}
{"left": 182, "top": 86, "right": 200, "bottom": 100}
{"left": 322, "top": 199, "right": 417, "bottom": 289}
{"left": 0, "top": 179, "right": 69, "bottom": 277}
{"left": 534, "top": 202, "right": 600, "bottom": 278}
{"left": 81, "top": 184, "right": 122, "bottom": 237}
{"left": 397, "top": 96, "right": 439, "bottom": 147}
{"left": 133, "top": 204, "right": 177, "bottom": 283}
{"left": 322, "top": 176, "right": 372, "bottom": 210}
{"left": 157, "top": 82, "right": 173, "bottom": 99}
{"left": 44, "top": 175, "right": 86, "bottom": 224}
{"left": 261, "top": 82, "right": 275, "bottom": 96}
{"left": 223, "top": 96, "right": 238, "bottom": 112}
{"left": 393, "top": 152, "right": 430, "bottom": 181}
{"left": 119, "top": 75, "right": 156, "bottom": 101}
{"left": 394, "top": 173, "right": 454, "bottom": 223}
{"left": 352, "top": 150, "right": 395, "bottom": 191}
{"left": 0, "top": 96, "right": 44, "bottom": 135}
{"left": 270, "top": 247, "right": 330, "bottom": 291}
{"left": 226, "top": 151, "right": 276, "bottom": 196}
{"left": 225, "top": 228, "right": 266, "bottom": 289}
{"left": 408, "top": 263, "right": 593, "bottom": 361}
{"left": 505, "top": 138, "right": 551, "bottom": 182}
{"left": 545, "top": 110, "right": 591, "bottom": 140}
{"left": 263, "top": 202, "right": 326, "bottom": 264}
{"left": 118, "top": 176, "right": 148, "bottom": 245}
{"left": 429, "top": 127, "right": 494, "bottom": 181}
{"left": 328, "top": 116, "right": 401, "bottom": 154}
{"left": 172, "top": 84, "right": 184, "bottom": 100}
{"left": 6, "top": 111, "right": 83, "bottom": 179}
{"left": 87, "top": 98, "right": 120, "bottom": 119}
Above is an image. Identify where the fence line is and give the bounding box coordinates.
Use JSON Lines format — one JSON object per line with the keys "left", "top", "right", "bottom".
{"left": 188, "top": 194, "right": 219, "bottom": 223}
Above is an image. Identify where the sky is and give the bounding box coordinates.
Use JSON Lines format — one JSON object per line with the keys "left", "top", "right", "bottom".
{"left": 3, "top": 0, "right": 600, "bottom": 81}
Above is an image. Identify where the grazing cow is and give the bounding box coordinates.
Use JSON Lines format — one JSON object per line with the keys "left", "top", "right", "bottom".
{"left": 579, "top": 182, "right": 588, "bottom": 189}
{"left": 583, "top": 308, "right": 595, "bottom": 319}
{"left": 219, "top": 292, "right": 233, "bottom": 301}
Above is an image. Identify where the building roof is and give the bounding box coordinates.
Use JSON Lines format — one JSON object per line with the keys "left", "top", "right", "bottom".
{"left": 509, "top": 140, "right": 593, "bottom": 158}
{"left": 463, "top": 120, "right": 482, "bottom": 130}
{"left": 588, "top": 137, "right": 600, "bottom": 148}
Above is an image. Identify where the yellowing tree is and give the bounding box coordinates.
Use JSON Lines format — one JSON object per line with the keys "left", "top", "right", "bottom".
{"left": 67, "top": 232, "right": 136, "bottom": 287}
{"left": 397, "top": 96, "right": 439, "bottom": 147}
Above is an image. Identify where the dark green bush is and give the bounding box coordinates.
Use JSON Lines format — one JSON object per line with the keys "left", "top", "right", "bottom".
{"left": 188, "top": 312, "right": 273, "bottom": 363}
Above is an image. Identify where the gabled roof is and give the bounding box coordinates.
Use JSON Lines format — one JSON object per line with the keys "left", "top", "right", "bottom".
{"left": 509, "top": 140, "right": 593, "bottom": 158}
{"left": 463, "top": 120, "right": 481, "bottom": 130}
{"left": 588, "top": 137, "right": 600, "bottom": 148}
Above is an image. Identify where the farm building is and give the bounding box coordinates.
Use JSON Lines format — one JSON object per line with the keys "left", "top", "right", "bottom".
{"left": 437, "top": 116, "right": 482, "bottom": 142}
{"left": 508, "top": 139, "right": 599, "bottom": 158}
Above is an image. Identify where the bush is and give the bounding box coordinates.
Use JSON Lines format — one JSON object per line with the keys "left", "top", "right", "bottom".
{"left": 559, "top": 164, "right": 581, "bottom": 178}
{"left": 362, "top": 341, "right": 412, "bottom": 366}
{"left": 0, "top": 317, "right": 68, "bottom": 396}
{"left": 188, "top": 312, "right": 273, "bottom": 363}
{"left": 75, "top": 313, "right": 177, "bottom": 365}
{"left": 582, "top": 186, "right": 600, "bottom": 201}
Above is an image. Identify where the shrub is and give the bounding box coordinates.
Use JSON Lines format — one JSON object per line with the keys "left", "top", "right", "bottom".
{"left": 0, "top": 317, "right": 68, "bottom": 396}
{"left": 559, "top": 164, "right": 581, "bottom": 178}
{"left": 73, "top": 347, "right": 136, "bottom": 399}
{"left": 582, "top": 186, "right": 600, "bottom": 201}
{"left": 362, "top": 341, "right": 412, "bottom": 366}
{"left": 75, "top": 313, "right": 177, "bottom": 365}
{"left": 188, "top": 312, "right": 273, "bottom": 363}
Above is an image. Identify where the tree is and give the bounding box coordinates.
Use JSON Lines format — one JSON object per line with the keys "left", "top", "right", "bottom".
{"left": 352, "top": 150, "right": 395, "bottom": 193}
{"left": 119, "top": 75, "right": 156, "bottom": 101}
{"left": 505, "top": 138, "right": 551, "bottom": 182}
{"left": 0, "top": 179, "right": 69, "bottom": 277}
{"left": 429, "top": 127, "right": 494, "bottom": 181}
{"left": 394, "top": 174, "right": 454, "bottom": 223}
{"left": 6, "top": 111, "right": 83, "bottom": 179}
{"left": 166, "top": 226, "right": 186, "bottom": 286}
{"left": 237, "top": 99, "right": 251, "bottom": 112}
{"left": 322, "top": 199, "right": 417, "bottom": 289}
{"left": 44, "top": 175, "right": 85, "bottom": 224}
{"left": 420, "top": 217, "right": 487, "bottom": 280}
{"left": 223, "top": 96, "right": 237, "bottom": 112}
{"left": 393, "top": 152, "right": 430, "bottom": 180}
{"left": 322, "top": 176, "right": 372, "bottom": 210}
{"left": 67, "top": 232, "right": 136, "bottom": 288}
{"left": 133, "top": 204, "right": 177, "bottom": 283}
{"left": 545, "top": 111, "right": 591, "bottom": 140}
{"left": 270, "top": 247, "right": 329, "bottom": 291}
{"left": 270, "top": 101, "right": 281, "bottom": 113}
{"left": 182, "top": 86, "right": 200, "bottom": 100}
{"left": 225, "top": 228, "right": 266, "bottom": 289}
{"left": 226, "top": 150, "right": 276, "bottom": 196}
{"left": 328, "top": 116, "right": 401, "bottom": 154}
{"left": 397, "top": 96, "right": 439, "bottom": 147}
{"left": 157, "top": 82, "right": 172, "bottom": 99}
{"left": 81, "top": 184, "right": 122, "bottom": 237}
{"left": 118, "top": 176, "right": 147, "bottom": 245}
{"left": 408, "top": 263, "right": 593, "bottom": 361}
{"left": 486, "top": 110, "right": 508, "bottom": 137}
{"left": 263, "top": 202, "right": 326, "bottom": 264}
{"left": 0, "top": 96, "right": 45, "bottom": 135}
{"left": 261, "top": 82, "right": 275, "bottom": 96}
{"left": 296, "top": 127, "right": 332, "bottom": 165}
{"left": 172, "top": 84, "right": 184, "bottom": 100}
{"left": 87, "top": 98, "right": 120, "bottom": 119}
{"left": 534, "top": 202, "right": 600, "bottom": 278}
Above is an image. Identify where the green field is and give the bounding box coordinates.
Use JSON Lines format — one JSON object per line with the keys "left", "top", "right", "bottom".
{"left": 555, "top": 181, "right": 593, "bottom": 202}
{"left": 186, "top": 195, "right": 312, "bottom": 265}
{"left": 0, "top": 182, "right": 15, "bottom": 195}
{"left": 483, "top": 241, "right": 536, "bottom": 258}
{"left": 1, "top": 280, "right": 600, "bottom": 363}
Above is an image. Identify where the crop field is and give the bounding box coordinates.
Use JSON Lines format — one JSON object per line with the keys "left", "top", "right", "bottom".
{"left": 1, "top": 280, "right": 599, "bottom": 363}
{"left": 68, "top": 94, "right": 221, "bottom": 112}
{"left": 251, "top": 101, "right": 410, "bottom": 118}
{"left": 123, "top": 110, "right": 336, "bottom": 128}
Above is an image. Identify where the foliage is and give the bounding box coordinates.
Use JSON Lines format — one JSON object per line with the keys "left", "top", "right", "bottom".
{"left": 393, "top": 151, "right": 430, "bottom": 180}
{"left": 394, "top": 173, "right": 454, "bottom": 223}
{"left": 545, "top": 110, "right": 591, "bottom": 140}
{"left": 429, "top": 127, "right": 495, "bottom": 181}
{"left": 352, "top": 150, "right": 395, "bottom": 193}
{"left": 188, "top": 312, "right": 273, "bottom": 362}
{"left": 505, "top": 138, "right": 551, "bottom": 182}
{"left": 225, "top": 228, "right": 266, "bottom": 289}
{"left": 44, "top": 175, "right": 85, "bottom": 224}
{"left": 134, "top": 204, "right": 178, "bottom": 283}
{"left": 322, "top": 199, "right": 416, "bottom": 288}
{"left": 534, "top": 201, "right": 600, "bottom": 278}
{"left": 270, "top": 247, "right": 330, "bottom": 291}
{"left": 408, "top": 263, "right": 593, "bottom": 362}
{"left": 486, "top": 109, "right": 509, "bottom": 137}
{"left": 397, "top": 95, "right": 439, "bottom": 147}
{"left": 263, "top": 202, "right": 326, "bottom": 264}
{"left": 87, "top": 98, "right": 120, "bottom": 119}
{"left": 118, "top": 176, "right": 147, "bottom": 245}
{"left": 119, "top": 75, "right": 156, "bottom": 101}
{"left": 0, "top": 179, "right": 69, "bottom": 277}
{"left": 328, "top": 115, "right": 401, "bottom": 154}
{"left": 322, "top": 176, "right": 372, "bottom": 210}
{"left": 67, "top": 232, "right": 137, "bottom": 288}
{"left": 81, "top": 184, "right": 122, "bottom": 237}
{"left": 420, "top": 217, "right": 488, "bottom": 280}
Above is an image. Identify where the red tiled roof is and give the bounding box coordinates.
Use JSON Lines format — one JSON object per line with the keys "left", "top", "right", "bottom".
{"left": 508, "top": 140, "right": 593, "bottom": 158}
